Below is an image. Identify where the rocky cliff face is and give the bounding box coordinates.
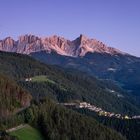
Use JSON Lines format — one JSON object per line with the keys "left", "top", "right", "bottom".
{"left": 0, "top": 34, "right": 125, "bottom": 56}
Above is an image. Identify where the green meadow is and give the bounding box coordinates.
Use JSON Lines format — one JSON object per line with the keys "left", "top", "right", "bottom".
{"left": 9, "top": 125, "right": 44, "bottom": 140}
{"left": 31, "top": 75, "right": 55, "bottom": 84}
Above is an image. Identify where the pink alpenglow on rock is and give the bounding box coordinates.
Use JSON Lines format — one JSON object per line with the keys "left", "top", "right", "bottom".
{"left": 0, "top": 34, "right": 126, "bottom": 57}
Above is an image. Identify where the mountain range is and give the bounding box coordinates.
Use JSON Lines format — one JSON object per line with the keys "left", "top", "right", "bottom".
{"left": 0, "top": 34, "right": 140, "bottom": 140}
{"left": 0, "top": 34, "right": 140, "bottom": 102}
{"left": 0, "top": 34, "right": 125, "bottom": 56}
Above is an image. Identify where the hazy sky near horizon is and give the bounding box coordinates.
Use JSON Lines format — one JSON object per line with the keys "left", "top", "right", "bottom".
{"left": 0, "top": 0, "right": 140, "bottom": 56}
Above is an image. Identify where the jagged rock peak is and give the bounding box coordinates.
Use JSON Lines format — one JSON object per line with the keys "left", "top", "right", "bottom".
{"left": 3, "top": 37, "right": 15, "bottom": 47}
{"left": 79, "top": 34, "right": 88, "bottom": 42}
{"left": 18, "top": 34, "right": 40, "bottom": 43}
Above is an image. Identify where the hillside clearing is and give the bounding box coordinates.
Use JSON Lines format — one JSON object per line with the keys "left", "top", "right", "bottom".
{"left": 9, "top": 125, "right": 44, "bottom": 140}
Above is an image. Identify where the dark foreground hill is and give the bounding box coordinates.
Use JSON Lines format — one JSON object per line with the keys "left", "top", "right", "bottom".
{"left": 0, "top": 98, "right": 126, "bottom": 140}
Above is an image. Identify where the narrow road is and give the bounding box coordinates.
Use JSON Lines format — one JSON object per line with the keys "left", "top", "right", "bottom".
{"left": 6, "top": 124, "right": 27, "bottom": 133}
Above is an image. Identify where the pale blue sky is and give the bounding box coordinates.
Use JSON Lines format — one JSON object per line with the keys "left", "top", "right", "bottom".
{"left": 0, "top": 0, "right": 140, "bottom": 56}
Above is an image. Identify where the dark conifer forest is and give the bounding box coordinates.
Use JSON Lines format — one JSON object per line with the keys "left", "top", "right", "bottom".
{"left": 0, "top": 51, "right": 139, "bottom": 140}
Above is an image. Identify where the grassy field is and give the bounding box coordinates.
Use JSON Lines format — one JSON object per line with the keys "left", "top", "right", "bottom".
{"left": 9, "top": 125, "right": 45, "bottom": 140}
{"left": 31, "top": 75, "right": 55, "bottom": 84}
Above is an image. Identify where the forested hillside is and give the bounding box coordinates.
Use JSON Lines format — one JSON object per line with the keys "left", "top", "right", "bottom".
{"left": 0, "top": 51, "right": 140, "bottom": 115}
{"left": 0, "top": 99, "right": 126, "bottom": 140}
{"left": 0, "top": 51, "right": 139, "bottom": 140}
